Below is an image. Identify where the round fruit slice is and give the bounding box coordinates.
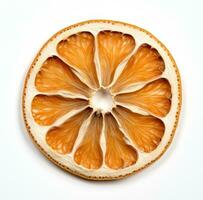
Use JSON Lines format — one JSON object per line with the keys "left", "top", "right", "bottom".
{"left": 23, "top": 20, "right": 181, "bottom": 180}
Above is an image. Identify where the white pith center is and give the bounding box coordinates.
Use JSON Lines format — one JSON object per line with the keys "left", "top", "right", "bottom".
{"left": 90, "top": 88, "right": 115, "bottom": 113}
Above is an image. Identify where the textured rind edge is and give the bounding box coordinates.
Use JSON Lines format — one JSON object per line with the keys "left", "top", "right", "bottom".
{"left": 22, "top": 19, "right": 182, "bottom": 181}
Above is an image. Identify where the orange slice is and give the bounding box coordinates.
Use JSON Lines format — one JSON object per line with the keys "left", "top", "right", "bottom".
{"left": 111, "top": 44, "right": 165, "bottom": 93}
{"left": 35, "top": 56, "right": 91, "bottom": 97}
{"left": 104, "top": 113, "right": 138, "bottom": 169}
{"left": 115, "top": 78, "right": 171, "bottom": 117}
{"left": 57, "top": 32, "right": 99, "bottom": 89}
{"left": 46, "top": 108, "right": 92, "bottom": 154}
{"left": 74, "top": 113, "right": 103, "bottom": 169}
{"left": 113, "top": 106, "right": 165, "bottom": 152}
{"left": 98, "top": 31, "right": 135, "bottom": 86}
{"left": 32, "top": 94, "right": 88, "bottom": 125}
{"left": 23, "top": 20, "right": 181, "bottom": 180}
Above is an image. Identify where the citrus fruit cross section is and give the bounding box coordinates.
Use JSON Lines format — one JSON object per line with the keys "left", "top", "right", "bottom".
{"left": 23, "top": 20, "right": 181, "bottom": 180}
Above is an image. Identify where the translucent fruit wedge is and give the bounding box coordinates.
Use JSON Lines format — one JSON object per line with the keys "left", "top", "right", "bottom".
{"left": 23, "top": 20, "right": 181, "bottom": 180}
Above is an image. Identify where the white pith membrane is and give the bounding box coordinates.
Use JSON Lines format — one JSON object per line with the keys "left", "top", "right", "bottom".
{"left": 90, "top": 88, "right": 115, "bottom": 113}
{"left": 23, "top": 21, "right": 181, "bottom": 179}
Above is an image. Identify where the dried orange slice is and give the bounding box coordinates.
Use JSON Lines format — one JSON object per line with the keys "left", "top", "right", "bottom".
{"left": 23, "top": 20, "right": 181, "bottom": 180}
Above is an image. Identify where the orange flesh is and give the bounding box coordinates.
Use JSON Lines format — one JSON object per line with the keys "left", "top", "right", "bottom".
{"left": 57, "top": 32, "right": 99, "bottom": 89}
{"left": 111, "top": 44, "right": 165, "bottom": 93}
{"left": 74, "top": 113, "right": 103, "bottom": 169}
{"left": 31, "top": 95, "right": 88, "bottom": 126}
{"left": 115, "top": 78, "right": 172, "bottom": 117}
{"left": 46, "top": 108, "right": 92, "bottom": 154}
{"left": 104, "top": 114, "right": 138, "bottom": 169}
{"left": 113, "top": 106, "right": 165, "bottom": 152}
{"left": 98, "top": 31, "right": 135, "bottom": 86}
{"left": 35, "top": 56, "right": 91, "bottom": 97}
{"left": 30, "top": 28, "right": 174, "bottom": 172}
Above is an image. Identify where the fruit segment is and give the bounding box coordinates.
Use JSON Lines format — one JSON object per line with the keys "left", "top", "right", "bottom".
{"left": 115, "top": 78, "right": 171, "bottom": 117}
{"left": 32, "top": 94, "right": 88, "bottom": 126}
{"left": 111, "top": 44, "right": 165, "bottom": 93}
{"left": 104, "top": 114, "right": 138, "bottom": 169}
{"left": 46, "top": 108, "right": 92, "bottom": 154}
{"left": 57, "top": 32, "right": 99, "bottom": 89}
{"left": 113, "top": 106, "right": 165, "bottom": 152}
{"left": 74, "top": 113, "right": 103, "bottom": 169}
{"left": 35, "top": 56, "right": 91, "bottom": 97}
{"left": 98, "top": 31, "right": 135, "bottom": 87}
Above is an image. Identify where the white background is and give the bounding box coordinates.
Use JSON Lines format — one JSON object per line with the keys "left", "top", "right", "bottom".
{"left": 0, "top": 0, "right": 203, "bottom": 199}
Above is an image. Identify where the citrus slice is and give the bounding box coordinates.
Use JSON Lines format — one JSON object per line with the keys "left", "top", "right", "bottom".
{"left": 23, "top": 20, "right": 181, "bottom": 180}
